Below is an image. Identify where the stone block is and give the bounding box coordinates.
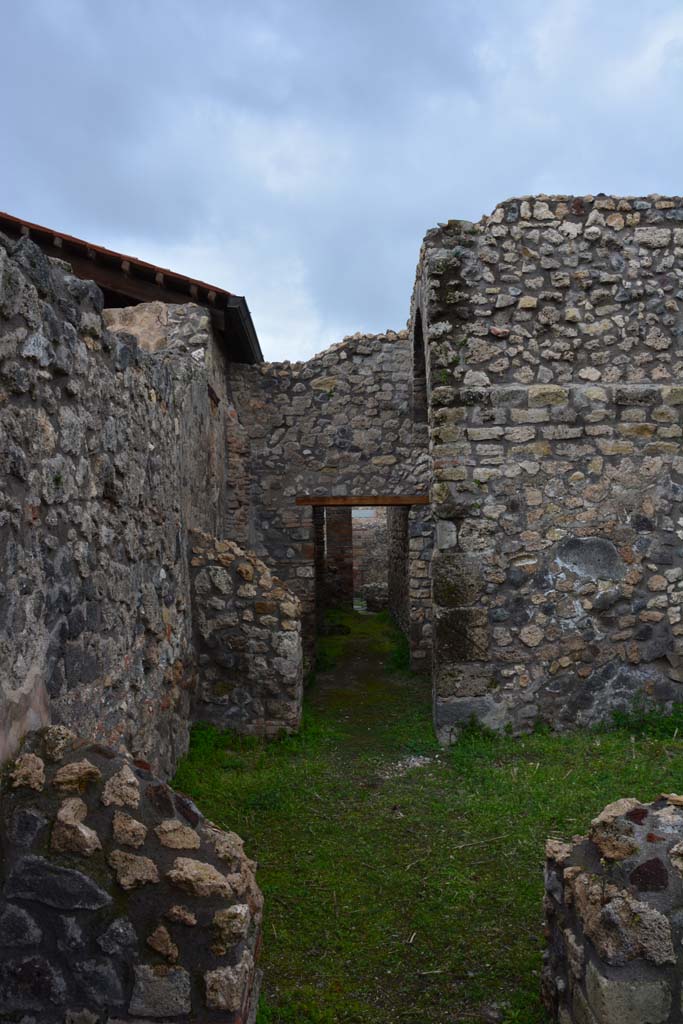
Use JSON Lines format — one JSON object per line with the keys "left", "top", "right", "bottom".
{"left": 585, "top": 961, "right": 670, "bottom": 1024}
{"left": 434, "top": 607, "right": 489, "bottom": 662}
{"left": 434, "top": 694, "right": 508, "bottom": 742}
{"left": 434, "top": 663, "right": 495, "bottom": 698}
{"left": 432, "top": 550, "right": 485, "bottom": 606}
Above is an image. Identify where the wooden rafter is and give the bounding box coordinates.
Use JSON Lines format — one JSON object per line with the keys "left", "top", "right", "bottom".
{"left": 295, "top": 495, "right": 428, "bottom": 507}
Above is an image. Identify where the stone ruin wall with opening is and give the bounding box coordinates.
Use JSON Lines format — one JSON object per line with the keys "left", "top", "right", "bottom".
{"left": 0, "top": 233, "right": 303, "bottom": 776}
{"left": 230, "top": 333, "right": 433, "bottom": 669}
{"left": 8, "top": 192, "right": 683, "bottom": 1021}
{"left": 415, "top": 194, "right": 683, "bottom": 740}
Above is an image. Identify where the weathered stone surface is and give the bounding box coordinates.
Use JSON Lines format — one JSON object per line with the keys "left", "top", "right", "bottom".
{"left": 0, "top": 955, "right": 67, "bottom": 1011}
{"left": 146, "top": 924, "right": 179, "bottom": 963}
{"left": 585, "top": 960, "right": 670, "bottom": 1024}
{"left": 102, "top": 763, "right": 140, "bottom": 807}
{"left": 97, "top": 918, "right": 138, "bottom": 956}
{"left": 0, "top": 733, "right": 262, "bottom": 1023}
{"left": 556, "top": 538, "right": 626, "bottom": 581}
{"left": 571, "top": 871, "right": 674, "bottom": 965}
{"left": 589, "top": 798, "right": 641, "bottom": 860}
{"left": 10, "top": 753, "right": 45, "bottom": 791}
{"left": 213, "top": 904, "right": 251, "bottom": 950}
{"left": 108, "top": 850, "right": 160, "bottom": 891}
{"left": 104, "top": 301, "right": 169, "bottom": 353}
{"left": 51, "top": 797, "right": 102, "bottom": 857}
{"left": 0, "top": 905, "right": 42, "bottom": 946}
{"left": 203, "top": 826, "right": 246, "bottom": 867}
{"left": 166, "top": 904, "right": 197, "bottom": 926}
{"left": 204, "top": 950, "right": 254, "bottom": 1011}
{"left": 5, "top": 856, "right": 112, "bottom": 910}
{"left": 191, "top": 533, "right": 305, "bottom": 737}
{"left": 167, "top": 857, "right": 232, "bottom": 898}
{"left": 155, "top": 818, "right": 201, "bottom": 849}
{"left": 113, "top": 809, "right": 148, "bottom": 848}
{"left": 73, "top": 958, "right": 125, "bottom": 1008}
{"left": 0, "top": 239, "right": 246, "bottom": 777}
{"left": 129, "top": 965, "right": 191, "bottom": 1017}
{"left": 419, "top": 198, "right": 683, "bottom": 740}
{"left": 544, "top": 792, "right": 683, "bottom": 1022}
{"left": 42, "top": 725, "right": 77, "bottom": 762}
{"left": 53, "top": 759, "right": 102, "bottom": 792}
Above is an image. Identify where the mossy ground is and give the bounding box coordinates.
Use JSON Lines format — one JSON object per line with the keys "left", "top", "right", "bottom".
{"left": 173, "top": 610, "right": 683, "bottom": 1024}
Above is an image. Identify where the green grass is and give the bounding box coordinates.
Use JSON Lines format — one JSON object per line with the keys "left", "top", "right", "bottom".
{"left": 173, "top": 611, "right": 683, "bottom": 1024}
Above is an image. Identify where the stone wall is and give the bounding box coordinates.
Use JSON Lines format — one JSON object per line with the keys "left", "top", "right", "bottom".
{"left": 191, "top": 532, "right": 303, "bottom": 736}
{"left": 323, "top": 507, "right": 355, "bottom": 610}
{"left": 543, "top": 794, "right": 683, "bottom": 1024}
{"left": 353, "top": 508, "right": 388, "bottom": 596}
{"left": 387, "top": 507, "right": 410, "bottom": 633}
{"left": 0, "top": 726, "right": 262, "bottom": 1023}
{"left": 230, "top": 331, "right": 432, "bottom": 669}
{"left": 414, "top": 196, "right": 683, "bottom": 739}
{"left": 0, "top": 234, "right": 263, "bottom": 774}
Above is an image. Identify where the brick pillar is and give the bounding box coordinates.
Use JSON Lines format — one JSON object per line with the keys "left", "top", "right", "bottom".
{"left": 324, "top": 507, "right": 354, "bottom": 610}
{"left": 387, "top": 506, "right": 409, "bottom": 633}
{"left": 313, "top": 506, "right": 326, "bottom": 627}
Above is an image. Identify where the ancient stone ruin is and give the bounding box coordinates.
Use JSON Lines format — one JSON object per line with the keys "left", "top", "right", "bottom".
{"left": 3, "top": 193, "right": 683, "bottom": 1018}
{"left": 543, "top": 794, "right": 683, "bottom": 1023}
{"left": 0, "top": 726, "right": 262, "bottom": 1022}
{"left": 417, "top": 197, "right": 683, "bottom": 741}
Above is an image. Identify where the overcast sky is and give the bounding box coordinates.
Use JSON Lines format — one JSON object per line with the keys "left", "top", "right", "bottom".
{"left": 3, "top": 1, "right": 683, "bottom": 360}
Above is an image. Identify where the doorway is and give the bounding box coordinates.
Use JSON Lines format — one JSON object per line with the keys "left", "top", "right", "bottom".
{"left": 297, "top": 495, "right": 430, "bottom": 666}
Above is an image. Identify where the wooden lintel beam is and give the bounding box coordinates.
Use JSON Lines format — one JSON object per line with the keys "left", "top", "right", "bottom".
{"left": 295, "top": 495, "right": 429, "bottom": 507}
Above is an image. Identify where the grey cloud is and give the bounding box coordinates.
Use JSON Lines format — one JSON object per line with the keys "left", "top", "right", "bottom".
{"left": 3, "top": 0, "right": 683, "bottom": 358}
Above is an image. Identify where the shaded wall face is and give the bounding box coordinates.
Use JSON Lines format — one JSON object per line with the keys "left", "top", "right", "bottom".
{"left": 352, "top": 508, "right": 388, "bottom": 593}
{"left": 191, "top": 533, "right": 303, "bottom": 737}
{"left": 231, "top": 332, "right": 433, "bottom": 670}
{"left": 387, "top": 507, "right": 409, "bottom": 633}
{"left": 0, "top": 238, "right": 247, "bottom": 775}
{"left": 418, "top": 196, "right": 683, "bottom": 739}
{"left": 323, "top": 507, "right": 354, "bottom": 609}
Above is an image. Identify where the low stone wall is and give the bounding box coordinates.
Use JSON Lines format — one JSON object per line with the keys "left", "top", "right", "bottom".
{"left": 0, "top": 726, "right": 262, "bottom": 1023}
{"left": 191, "top": 532, "right": 303, "bottom": 736}
{"left": 543, "top": 794, "right": 683, "bottom": 1023}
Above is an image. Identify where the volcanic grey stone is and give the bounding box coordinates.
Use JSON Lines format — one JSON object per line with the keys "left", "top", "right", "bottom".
{"left": 0, "top": 956, "right": 66, "bottom": 1011}
{"left": 57, "top": 915, "right": 85, "bottom": 952}
{"left": 555, "top": 537, "right": 626, "bottom": 580}
{"left": 73, "top": 959, "right": 125, "bottom": 1008}
{"left": 8, "top": 809, "right": 47, "bottom": 847}
{"left": 0, "top": 905, "right": 42, "bottom": 946}
{"left": 128, "top": 965, "right": 191, "bottom": 1018}
{"left": 5, "top": 856, "right": 112, "bottom": 910}
{"left": 97, "top": 917, "right": 138, "bottom": 956}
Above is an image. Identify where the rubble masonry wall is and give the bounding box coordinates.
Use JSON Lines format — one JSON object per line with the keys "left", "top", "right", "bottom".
{"left": 415, "top": 196, "right": 683, "bottom": 739}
